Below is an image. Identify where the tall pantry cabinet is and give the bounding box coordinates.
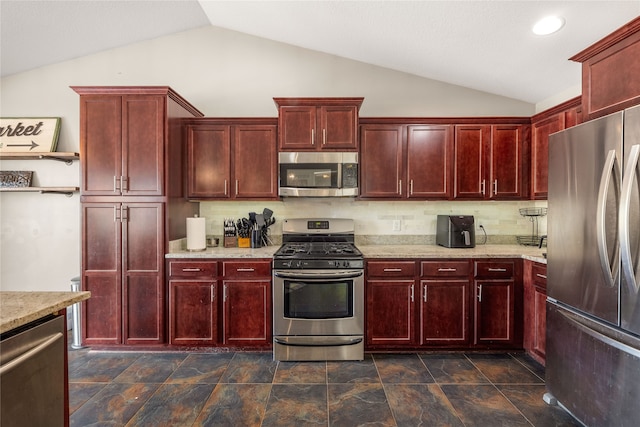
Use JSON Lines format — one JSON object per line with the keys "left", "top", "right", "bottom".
{"left": 73, "top": 86, "right": 203, "bottom": 346}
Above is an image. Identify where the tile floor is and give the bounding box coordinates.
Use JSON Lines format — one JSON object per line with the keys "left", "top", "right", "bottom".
{"left": 68, "top": 346, "right": 580, "bottom": 427}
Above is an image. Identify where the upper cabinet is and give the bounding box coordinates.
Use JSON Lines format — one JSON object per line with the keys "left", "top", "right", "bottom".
{"left": 72, "top": 86, "right": 203, "bottom": 197}
{"left": 530, "top": 97, "right": 582, "bottom": 200}
{"left": 570, "top": 17, "right": 640, "bottom": 119}
{"left": 360, "top": 119, "right": 527, "bottom": 200}
{"left": 360, "top": 123, "right": 453, "bottom": 199}
{"left": 274, "top": 97, "right": 363, "bottom": 151}
{"left": 453, "top": 124, "right": 527, "bottom": 200}
{"left": 185, "top": 118, "right": 278, "bottom": 200}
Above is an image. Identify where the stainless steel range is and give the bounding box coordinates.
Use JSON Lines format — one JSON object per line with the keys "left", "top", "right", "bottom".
{"left": 272, "top": 218, "right": 364, "bottom": 361}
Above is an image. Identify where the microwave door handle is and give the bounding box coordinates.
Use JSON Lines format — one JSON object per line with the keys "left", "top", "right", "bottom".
{"left": 621, "top": 144, "right": 640, "bottom": 294}
{"left": 596, "top": 149, "right": 618, "bottom": 289}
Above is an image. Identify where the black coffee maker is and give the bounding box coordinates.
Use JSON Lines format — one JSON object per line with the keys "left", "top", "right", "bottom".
{"left": 436, "top": 215, "right": 476, "bottom": 248}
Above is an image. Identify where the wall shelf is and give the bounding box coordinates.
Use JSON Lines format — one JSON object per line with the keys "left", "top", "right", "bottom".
{"left": 0, "top": 187, "right": 78, "bottom": 196}
{"left": 0, "top": 152, "right": 79, "bottom": 165}
{"left": 0, "top": 152, "right": 80, "bottom": 195}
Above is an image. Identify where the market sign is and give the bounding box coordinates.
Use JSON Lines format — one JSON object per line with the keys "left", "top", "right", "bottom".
{"left": 0, "top": 117, "right": 61, "bottom": 153}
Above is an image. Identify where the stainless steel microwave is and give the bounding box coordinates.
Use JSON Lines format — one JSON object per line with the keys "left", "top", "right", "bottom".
{"left": 278, "top": 152, "right": 358, "bottom": 197}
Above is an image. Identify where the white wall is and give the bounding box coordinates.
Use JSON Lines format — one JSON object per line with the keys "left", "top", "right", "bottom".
{"left": 1, "top": 26, "right": 540, "bottom": 291}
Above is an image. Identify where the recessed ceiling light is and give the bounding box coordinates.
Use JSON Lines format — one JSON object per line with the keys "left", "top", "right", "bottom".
{"left": 532, "top": 16, "right": 565, "bottom": 35}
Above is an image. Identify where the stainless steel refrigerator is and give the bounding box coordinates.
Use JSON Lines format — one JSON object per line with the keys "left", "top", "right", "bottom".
{"left": 546, "top": 104, "right": 640, "bottom": 426}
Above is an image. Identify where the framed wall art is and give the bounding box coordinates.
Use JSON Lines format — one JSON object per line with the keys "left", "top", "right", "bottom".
{"left": 0, "top": 117, "right": 61, "bottom": 153}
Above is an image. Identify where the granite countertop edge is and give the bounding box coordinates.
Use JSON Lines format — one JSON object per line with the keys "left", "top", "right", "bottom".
{"left": 166, "top": 244, "right": 547, "bottom": 264}
{"left": 0, "top": 291, "right": 91, "bottom": 334}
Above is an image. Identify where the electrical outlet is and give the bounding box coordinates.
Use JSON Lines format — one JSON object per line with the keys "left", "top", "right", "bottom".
{"left": 392, "top": 220, "right": 401, "bottom": 231}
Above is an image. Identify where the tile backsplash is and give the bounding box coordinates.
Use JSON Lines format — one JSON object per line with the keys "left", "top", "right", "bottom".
{"left": 198, "top": 199, "right": 548, "bottom": 245}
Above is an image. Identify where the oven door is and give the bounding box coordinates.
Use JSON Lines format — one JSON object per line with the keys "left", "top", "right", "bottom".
{"left": 273, "top": 269, "right": 364, "bottom": 336}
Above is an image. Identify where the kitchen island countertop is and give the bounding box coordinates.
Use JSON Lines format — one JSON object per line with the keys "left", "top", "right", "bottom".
{"left": 0, "top": 291, "right": 91, "bottom": 334}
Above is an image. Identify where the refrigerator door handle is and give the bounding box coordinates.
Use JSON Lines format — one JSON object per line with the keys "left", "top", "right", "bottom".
{"left": 596, "top": 149, "right": 618, "bottom": 288}
{"left": 620, "top": 144, "right": 640, "bottom": 294}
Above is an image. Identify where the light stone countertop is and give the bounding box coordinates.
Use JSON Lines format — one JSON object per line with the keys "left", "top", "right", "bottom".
{"left": 0, "top": 291, "right": 91, "bottom": 334}
{"left": 166, "top": 244, "right": 546, "bottom": 264}
{"left": 166, "top": 245, "right": 279, "bottom": 259}
{"left": 358, "top": 244, "right": 547, "bottom": 264}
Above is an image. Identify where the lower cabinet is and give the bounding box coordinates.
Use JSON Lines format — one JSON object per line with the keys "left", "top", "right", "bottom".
{"left": 168, "top": 261, "right": 218, "bottom": 346}
{"left": 523, "top": 261, "right": 547, "bottom": 364}
{"left": 222, "top": 260, "right": 272, "bottom": 347}
{"left": 420, "top": 260, "right": 471, "bottom": 346}
{"left": 366, "top": 261, "right": 417, "bottom": 348}
{"left": 365, "top": 257, "right": 523, "bottom": 351}
{"left": 167, "top": 259, "right": 271, "bottom": 348}
{"left": 473, "top": 260, "right": 523, "bottom": 348}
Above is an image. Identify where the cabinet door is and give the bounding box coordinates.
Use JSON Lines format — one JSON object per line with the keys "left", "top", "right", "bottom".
{"left": 421, "top": 280, "right": 470, "bottom": 346}
{"left": 407, "top": 125, "right": 453, "bottom": 199}
{"left": 474, "top": 280, "right": 515, "bottom": 346}
{"left": 360, "top": 125, "right": 404, "bottom": 198}
{"left": 169, "top": 280, "right": 217, "bottom": 346}
{"left": 121, "top": 202, "right": 165, "bottom": 344}
{"left": 524, "top": 261, "right": 547, "bottom": 364}
{"left": 366, "top": 279, "right": 416, "bottom": 347}
{"left": 278, "top": 106, "right": 316, "bottom": 150}
{"left": 80, "top": 96, "right": 122, "bottom": 196}
{"left": 233, "top": 125, "right": 277, "bottom": 199}
{"left": 82, "top": 203, "right": 121, "bottom": 345}
{"left": 320, "top": 105, "right": 359, "bottom": 150}
{"left": 121, "top": 96, "right": 164, "bottom": 196}
{"left": 454, "top": 125, "right": 490, "bottom": 199}
{"left": 531, "top": 114, "right": 563, "bottom": 199}
{"left": 223, "top": 279, "right": 271, "bottom": 347}
{"left": 187, "top": 125, "right": 231, "bottom": 199}
{"left": 490, "top": 125, "right": 523, "bottom": 199}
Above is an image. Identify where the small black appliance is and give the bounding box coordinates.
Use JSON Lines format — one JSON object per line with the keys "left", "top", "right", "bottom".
{"left": 436, "top": 215, "right": 476, "bottom": 248}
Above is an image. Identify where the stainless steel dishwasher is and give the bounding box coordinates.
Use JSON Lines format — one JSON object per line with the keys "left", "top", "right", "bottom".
{"left": 1, "top": 315, "right": 65, "bottom": 427}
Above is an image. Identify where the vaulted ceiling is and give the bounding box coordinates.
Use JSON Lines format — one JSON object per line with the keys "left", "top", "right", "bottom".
{"left": 1, "top": 1, "right": 638, "bottom": 104}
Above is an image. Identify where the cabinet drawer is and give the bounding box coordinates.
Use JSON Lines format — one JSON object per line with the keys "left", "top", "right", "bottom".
{"left": 168, "top": 261, "right": 217, "bottom": 278}
{"left": 367, "top": 261, "right": 416, "bottom": 277}
{"left": 475, "top": 261, "right": 514, "bottom": 278}
{"left": 222, "top": 260, "right": 271, "bottom": 277}
{"left": 532, "top": 263, "right": 547, "bottom": 289}
{"left": 421, "top": 261, "right": 470, "bottom": 277}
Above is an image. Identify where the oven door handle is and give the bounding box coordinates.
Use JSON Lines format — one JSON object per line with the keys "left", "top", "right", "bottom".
{"left": 274, "top": 336, "right": 363, "bottom": 347}
{"left": 274, "top": 270, "right": 363, "bottom": 280}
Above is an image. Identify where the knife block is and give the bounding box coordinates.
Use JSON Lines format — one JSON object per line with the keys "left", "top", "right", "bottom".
{"left": 224, "top": 236, "right": 237, "bottom": 248}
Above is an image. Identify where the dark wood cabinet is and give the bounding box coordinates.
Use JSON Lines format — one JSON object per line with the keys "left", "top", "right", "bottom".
{"left": 473, "top": 260, "right": 522, "bottom": 348}
{"left": 274, "top": 98, "right": 363, "bottom": 151}
{"left": 168, "top": 261, "right": 218, "bottom": 346}
{"left": 360, "top": 123, "right": 453, "bottom": 199}
{"left": 82, "top": 202, "right": 165, "bottom": 345}
{"left": 167, "top": 259, "right": 271, "bottom": 348}
{"left": 571, "top": 17, "right": 640, "bottom": 119}
{"left": 360, "top": 118, "right": 526, "bottom": 200}
{"left": 419, "top": 260, "right": 471, "bottom": 346}
{"left": 186, "top": 119, "right": 277, "bottom": 200}
{"left": 530, "top": 97, "right": 581, "bottom": 200}
{"left": 524, "top": 261, "right": 547, "bottom": 364}
{"left": 359, "top": 124, "right": 404, "bottom": 198}
{"left": 454, "top": 125, "right": 490, "bottom": 199}
{"left": 454, "top": 125, "right": 525, "bottom": 200}
{"left": 490, "top": 125, "right": 526, "bottom": 199}
{"left": 74, "top": 86, "right": 203, "bottom": 347}
{"left": 365, "top": 261, "right": 417, "bottom": 348}
{"left": 78, "top": 94, "right": 165, "bottom": 196}
{"left": 222, "top": 260, "right": 272, "bottom": 347}
{"left": 407, "top": 125, "right": 454, "bottom": 199}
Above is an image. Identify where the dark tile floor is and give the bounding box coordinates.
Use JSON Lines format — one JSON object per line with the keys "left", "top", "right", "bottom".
{"left": 68, "top": 346, "right": 580, "bottom": 426}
